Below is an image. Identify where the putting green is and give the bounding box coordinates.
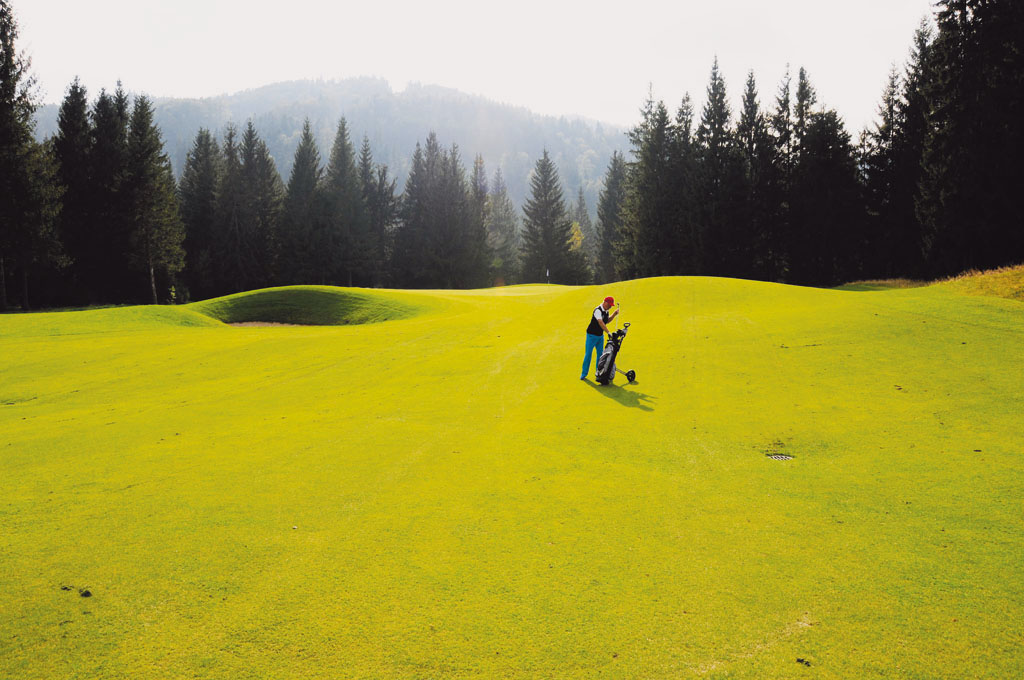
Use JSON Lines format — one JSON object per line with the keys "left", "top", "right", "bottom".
{"left": 2, "top": 274, "right": 1022, "bottom": 678}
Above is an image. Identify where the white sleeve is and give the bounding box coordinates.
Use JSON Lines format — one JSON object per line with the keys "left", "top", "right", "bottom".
{"left": 594, "top": 308, "right": 603, "bottom": 322}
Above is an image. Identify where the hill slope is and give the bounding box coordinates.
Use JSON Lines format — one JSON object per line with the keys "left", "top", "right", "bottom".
{"left": 1, "top": 278, "right": 1022, "bottom": 678}
{"left": 34, "top": 78, "right": 626, "bottom": 211}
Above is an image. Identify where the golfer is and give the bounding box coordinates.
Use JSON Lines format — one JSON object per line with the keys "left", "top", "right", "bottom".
{"left": 581, "top": 296, "right": 619, "bottom": 380}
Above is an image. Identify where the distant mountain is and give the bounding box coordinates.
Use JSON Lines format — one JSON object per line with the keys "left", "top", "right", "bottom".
{"left": 34, "top": 78, "right": 627, "bottom": 214}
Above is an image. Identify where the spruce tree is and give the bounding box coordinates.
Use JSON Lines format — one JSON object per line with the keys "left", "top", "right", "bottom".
{"left": 0, "top": 1, "right": 64, "bottom": 310}
{"left": 521, "top": 150, "right": 585, "bottom": 284}
{"left": 695, "top": 59, "right": 748, "bottom": 276}
{"left": 240, "top": 120, "right": 284, "bottom": 287}
{"left": 214, "top": 124, "right": 251, "bottom": 293}
{"left": 122, "top": 95, "right": 185, "bottom": 304}
{"left": 596, "top": 151, "right": 627, "bottom": 284}
{"left": 736, "top": 71, "right": 778, "bottom": 279}
{"left": 620, "top": 93, "right": 675, "bottom": 277}
{"left": 789, "top": 110, "right": 863, "bottom": 285}
{"left": 280, "top": 119, "right": 321, "bottom": 284}
{"left": 889, "top": 19, "right": 933, "bottom": 277}
{"left": 485, "top": 166, "right": 519, "bottom": 285}
{"left": 793, "top": 67, "right": 818, "bottom": 159}
{"left": 179, "top": 127, "right": 222, "bottom": 299}
{"left": 321, "top": 117, "right": 369, "bottom": 286}
{"left": 918, "top": 0, "right": 1024, "bottom": 275}
{"left": 87, "top": 85, "right": 131, "bottom": 301}
{"left": 861, "top": 68, "right": 901, "bottom": 279}
{"left": 392, "top": 139, "right": 433, "bottom": 287}
{"left": 53, "top": 78, "right": 92, "bottom": 299}
{"left": 356, "top": 137, "right": 396, "bottom": 287}
{"left": 572, "top": 186, "right": 598, "bottom": 270}
{"left": 767, "top": 68, "right": 794, "bottom": 279}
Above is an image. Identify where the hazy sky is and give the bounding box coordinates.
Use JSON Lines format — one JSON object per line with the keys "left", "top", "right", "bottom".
{"left": 18, "top": 0, "right": 935, "bottom": 133}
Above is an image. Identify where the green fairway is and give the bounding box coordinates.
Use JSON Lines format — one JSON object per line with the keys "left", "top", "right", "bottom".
{"left": 2, "top": 274, "right": 1022, "bottom": 678}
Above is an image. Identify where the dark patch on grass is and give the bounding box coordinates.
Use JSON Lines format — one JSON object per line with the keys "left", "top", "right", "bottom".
{"left": 79, "top": 589, "right": 91, "bottom": 598}
{"left": 797, "top": 657, "right": 812, "bottom": 666}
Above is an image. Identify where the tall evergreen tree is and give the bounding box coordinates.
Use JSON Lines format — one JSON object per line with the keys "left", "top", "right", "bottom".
{"left": 436, "top": 144, "right": 489, "bottom": 288}
{"left": 485, "top": 166, "right": 519, "bottom": 285}
{"left": 320, "top": 117, "right": 369, "bottom": 286}
{"left": 0, "top": 1, "right": 64, "bottom": 310}
{"left": 596, "top": 151, "right": 627, "bottom": 283}
{"left": 619, "top": 93, "right": 675, "bottom": 278}
{"left": 789, "top": 110, "right": 863, "bottom": 285}
{"left": 889, "top": 19, "right": 933, "bottom": 278}
{"left": 87, "top": 84, "right": 131, "bottom": 301}
{"left": 356, "top": 136, "right": 396, "bottom": 286}
{"left": 53, "top": 77, "right": 92, "bottom": 299}
{"left": 122, "top": 95, "right": 185, "bottom": 304}
{"left": 918, "top": 0, "right": 1024, "bottom": 275}
{"left": 860, "top": 67, "right": 902, "bottom": 278}
{"left": 793, "top": 67, "right": 818, "bottom": 159}
{"left": 279, "top": 120, "right": 321, "bottom": 284}
{"left": 736, "top": 71, "right": 779, "bottom": 279}
{"left": 521, "top": 149, "right": 586, "bottom": 283}
{"left": 214, "top": 124, "right": 252, "bottom": 293}
{"left": 179, "top": 127, "right": 222, "bottom": 299}
{"left": 239, "top": 120, "right": 283, "bottom": 287}
{"left": 572, "top": 186, "right": 597, "bottom": 269}
{"left": 767, "top": 68, "right": 795, "bottom": 279}
{"left": 695, "top": 59, "right": 748, "bottom": 276}
{"left": 5, "top": 140, "right": 65, "bottom": 310}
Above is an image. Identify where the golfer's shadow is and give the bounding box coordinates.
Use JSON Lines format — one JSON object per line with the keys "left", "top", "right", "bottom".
{"left": 584, "top": 379, "right": 656, "bottom": 411}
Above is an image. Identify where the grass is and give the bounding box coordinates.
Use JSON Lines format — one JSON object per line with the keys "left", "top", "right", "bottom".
{"left": 1, "top": 274, "right": 1022, "bottom": 678}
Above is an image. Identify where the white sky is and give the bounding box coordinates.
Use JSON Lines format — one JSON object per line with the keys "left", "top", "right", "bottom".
{"left": 18, "top": 0, "right": 935, "bottom": 133}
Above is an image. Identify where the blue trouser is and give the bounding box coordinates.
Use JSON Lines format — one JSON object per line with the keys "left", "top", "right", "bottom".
{"left": 581, "top": 333, "right": 605, "bottom": 378}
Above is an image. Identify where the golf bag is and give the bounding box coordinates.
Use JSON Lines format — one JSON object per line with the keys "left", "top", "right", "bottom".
{"left": 595, "top": 323, "right": 633, "bottom": 385}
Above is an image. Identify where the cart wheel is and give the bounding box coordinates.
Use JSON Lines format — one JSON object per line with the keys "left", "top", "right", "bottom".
{"left": 626, "top": 370, "right": 636, "bottom": 383}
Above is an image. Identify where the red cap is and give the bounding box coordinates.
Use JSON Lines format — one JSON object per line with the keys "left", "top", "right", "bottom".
{"left": 604, "top": 296, "right": 615, "bottom": 306}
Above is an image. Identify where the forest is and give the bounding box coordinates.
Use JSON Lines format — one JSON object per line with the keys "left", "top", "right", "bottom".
{"left": 1, "top": 0, "right": 1022, "bottom": 309}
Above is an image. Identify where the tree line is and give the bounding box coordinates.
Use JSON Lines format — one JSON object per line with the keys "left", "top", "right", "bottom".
{"left": 2, "top": 0, "right": 1022, "bottom": 310}
{"left": 599, "top": 0, "right": 1023, "bottom": 286}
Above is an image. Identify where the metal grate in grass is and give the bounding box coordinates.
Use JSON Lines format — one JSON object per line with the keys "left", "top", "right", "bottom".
{"left": 766, "top": 453, "right": 794, "bottom": 460}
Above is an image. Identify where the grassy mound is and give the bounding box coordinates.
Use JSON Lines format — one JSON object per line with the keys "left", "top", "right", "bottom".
{"left": 839, "top": 263, "right": 1024, "bottom": 300}
{"left": 188, "top": 286, "right": 431, "bottom": 326}
{"left": 1, "top": 277, "right": 1022, "bottom": 678}
{"left": 938, "top": 263, "right": 1024, "bottom": 301}
{"left": 0, "top": 304, "right": 221, "bottom": 339}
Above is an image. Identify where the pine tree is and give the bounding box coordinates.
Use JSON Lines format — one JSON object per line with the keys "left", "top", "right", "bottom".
{"left": 279, "top": 119, "right": 321, "bottom": 284}
{"left": 87, "top": 85, "right": 131, "bottom": 301}
{"left": 889, "top": 19, "right": 933, "bottom": 277}
{"left": 596, "top": 151, "right": 627, "bottom": 283}
{"left": 767, "top": 68, "right": 794, "bottom": 279}
{"left": 0, "top": 1, "right": 64, "bottom": 310}
{"left": 695, "top": 59, "right": 748, "bottom": 276}
{"left": 240, "top": 120, "right": 283, "bottom": 287}
{"left": 918, "top": 0, "right": 1024, "bottom": 275}
{"left": 392, "top": 139, "right": 433, "bottom": 287}
{"left": 619, "top": 92, "right": 675, "bottom": 277}
{"left": 214, "top": 124, "right": 251, "bottom": 293}
{"left": 572, "top": 186, "right": 598, "bottom": 269}
{"left": 521, "top": 150, "right": 585, "bottom": 283}
{"left": 356, "top": 137, "right": 396, "bottom": 286}
{"left": 179, "top": 127, "right": 222, "bottom": 299}
{"left": 485, "top": 166, "right": 519, "bottom": 285}
{"left": 789, "top": 110, "right": 863, "bottom": 285}
{"left": 793, "top": 67, "right": 818, "bottom": 159}
{"left": 736, "top": 71, "right": 778, "bottom": 279}
{"left": 860, "top": 67, "right": 902, "bottom": 279}
{"left": 320, "top": 117, "right": 369, "bottom": 286}
{"left": 122, "top": 95, "right": 185, "bottom": 304}
{"left": 53, "top": 77, "right": 92, "bottom": 299}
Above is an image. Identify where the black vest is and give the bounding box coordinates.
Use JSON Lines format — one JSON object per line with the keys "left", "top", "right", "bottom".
{"left": 586, "top": 305, "right": 609, "bottom": 335}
